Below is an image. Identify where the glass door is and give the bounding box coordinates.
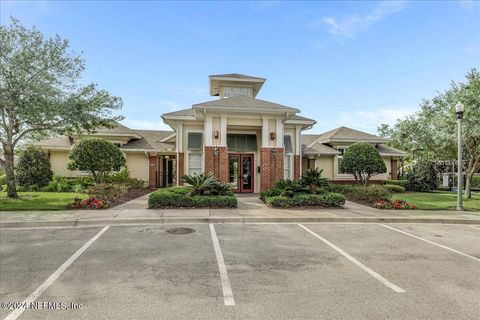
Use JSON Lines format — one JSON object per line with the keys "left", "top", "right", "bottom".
{"left": 229, "top": 155, "right": 240, "bottom": 192}
{"left": 240, "top": 155, "right": 253, "bottom": 193}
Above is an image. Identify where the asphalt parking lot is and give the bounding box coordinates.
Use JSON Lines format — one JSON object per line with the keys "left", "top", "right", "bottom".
{"left": 1, "top": 223, "right": 479, "bottom": 320}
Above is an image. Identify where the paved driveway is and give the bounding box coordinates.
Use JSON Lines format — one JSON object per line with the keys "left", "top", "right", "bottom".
{"left": 1, "top": 223, "right": 479, "bottom": 319}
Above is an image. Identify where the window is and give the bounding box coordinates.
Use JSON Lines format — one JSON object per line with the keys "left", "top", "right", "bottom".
{"left": 284, "top": 135, "right": 292, "bottom": 153}
{"left": 284, "top": 155, "right": 291, "bottom": 179}
{"left": 337, "top": 147, "right": 346, "bottom": 174}
{"left": 187, "top": 132, "right": 203, "bottom": 150}
{"left": 188, "top": 153, "right": 202, "bottom": 175}
{"left": 227, "top": 134, "right": 257, "bottom": 151}
{"left": 222, "top": 87, "right": 252, "bottom": 98}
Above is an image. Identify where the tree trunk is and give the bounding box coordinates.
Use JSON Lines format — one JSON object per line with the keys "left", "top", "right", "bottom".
{"left": 3, "top": 144, "right": 18, "bottom": 198}
{"left": 464, "top": 158, "right": 480, "bottom": 199}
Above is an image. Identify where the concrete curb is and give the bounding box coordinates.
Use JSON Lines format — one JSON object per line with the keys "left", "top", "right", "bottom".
{"left": 1, "top": 216, "right": 479, "bottom": 229}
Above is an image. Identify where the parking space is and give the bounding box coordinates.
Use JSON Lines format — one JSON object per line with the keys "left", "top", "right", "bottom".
{"left": 0, "top": 223, "right": 479, "bottom": 320}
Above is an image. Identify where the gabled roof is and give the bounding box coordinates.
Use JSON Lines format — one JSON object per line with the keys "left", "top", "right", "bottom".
{"left": 307, "top": 126, "right": 388, "bottom": 146}
{"left": 209, "top": 73, "right": 266, "bottom": 81}
{"left": 376, "top": 144, "right": 407, "bottom": 156}
{"left": 285, "top": 114, "right": 316, "bottom": 125}
{"left": 303, "top": 143, "right": 341, "bottom": 156}
{"left": 192, "top": 95, "right": 299, "bottom": 113}
{"left": 161, "top": 108, "right": 196, "bottom": 119}
{"left": 120, "top": 130, "right": 175, "bottom": 152}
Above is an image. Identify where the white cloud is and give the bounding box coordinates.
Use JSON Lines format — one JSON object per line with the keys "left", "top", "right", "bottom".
{"left": 319, "top": 1, "right": 407, "bottom": 37}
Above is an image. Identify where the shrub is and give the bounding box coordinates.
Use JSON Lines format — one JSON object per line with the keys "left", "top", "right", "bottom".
{"left": 148, "top": 186, "right": 237, "bottom": 208}
{"left": 102, "top": 167, "right": 146, "bottom": 189}
{"left": 182, "top": 173, "right": 232, "bottom": 196}
{"left": 265, "top": 192, "right": 345, "bottom": 208}
{"left": 383, "top": 179, "right": 408, "bottom": 187}
{"left": 67, "top": 138, "right": 126, "bottom": 183}
{"left": 45, "top": 175, "right": 95, "bottom": 192}
{"left": 15, "top": 145, "right": 53, "bottom": 187}
{"left": 406, "top": 161, "right": 438, "bottom": 192}
{"left": 87, "top": 183, "right": 130, "bottom": 205}
{"left": 271, "top": 178, "right": 309, "bottom": 197}
{"left": 330, "top": 184, "right": 391, "bottom": 205}
{"left": 383, "top": 184, "right": 406, "bottom": 193}
{"left": 300, "top": 168, "right": 329, "bottom": 193}
{"left": 68, "top": 197, "right": 107, "bottom": 209}
{"left": 373, "top": 199, "right": 416, "bottom": 210}
{"left": 339, "top": 143, "right": 387, "bottom": 185}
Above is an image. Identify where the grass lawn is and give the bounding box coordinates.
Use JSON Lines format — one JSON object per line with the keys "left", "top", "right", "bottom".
{"left": 392, "top": 191, "right": 480, "bottom": 211}
{"left": 0, "top": 191, "right": 88, "bottom": 211}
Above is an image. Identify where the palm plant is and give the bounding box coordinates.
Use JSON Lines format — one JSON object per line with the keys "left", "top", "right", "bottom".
{"left": 181, "top": 173, "right": 219, "bottom": 196}
{"left": 300, "top": 168, "right": 329, "bottom": 194}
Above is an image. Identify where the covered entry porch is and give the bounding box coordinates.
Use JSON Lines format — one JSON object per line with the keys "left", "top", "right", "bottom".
{"left": 148, "top": 153, "right": 176, "bottom": 188}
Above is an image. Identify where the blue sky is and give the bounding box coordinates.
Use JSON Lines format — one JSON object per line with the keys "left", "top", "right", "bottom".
{"left": 1, "top": 0, "right": 479, "bottom": 134}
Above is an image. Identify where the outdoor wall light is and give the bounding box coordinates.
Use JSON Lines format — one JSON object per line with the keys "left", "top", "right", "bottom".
{"left": 214, "top": 130, "right": 219, "bottom": 139}
{"left": 270, "top": 148, "right": 277, "bottom": 157}
{"left": 213, "top": 146, "right": 219, "bottom": 156}
{"left": 270, "top": 132, "right": 276, "bottom": 140}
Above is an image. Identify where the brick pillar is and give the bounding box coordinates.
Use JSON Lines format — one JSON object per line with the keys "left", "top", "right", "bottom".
{"left": 294, "top": 155, "right": 301, "bottom": 180}
{"left": 176, "top": 152, "right": 184, "bottom": 185}
{"left": 204, "top": 146, "right": 229, "bottom": 183}
{"left": 260, "top": 147, "right": 285, "bottom": 191}
{"left": 148, "top": 156, "right": 157, "bottom": 188}
{"left": 391, "top": 159, "right": 398, "bottom": 180}
{"left": 307, "top": 158, "right": 315, "bottom": 170}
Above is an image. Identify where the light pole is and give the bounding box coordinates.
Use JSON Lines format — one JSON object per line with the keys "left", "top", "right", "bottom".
{"left": 455, "top": 102, "right": 464, "bottom": 211}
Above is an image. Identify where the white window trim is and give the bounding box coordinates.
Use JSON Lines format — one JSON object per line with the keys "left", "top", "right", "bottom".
{"left": 283, "top": 133, "right": 293, "bottom": 154}
{"left": 284, "top": 154, "right": 292, "bottom": 180}
{"left": 185, "top": 129, "right": 204, "bottom": 175}
{"left": 335, "top": 146, "right": 353, "bottom": 177}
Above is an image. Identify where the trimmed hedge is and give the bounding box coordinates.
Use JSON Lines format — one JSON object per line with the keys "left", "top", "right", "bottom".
{"left": 148, "top": 186, "right": 237, "bottom": 209}
{"left": 265, "top": 193, "right": 345, "bottom": 208}
{"left": 383, "top": 184, "right": 406, "bottom": 193}
{"left": 330, "top": 184, "right": 391, "bottom": 205}
{"left": 383, "top": 179, "right": 408, "bottom": 187}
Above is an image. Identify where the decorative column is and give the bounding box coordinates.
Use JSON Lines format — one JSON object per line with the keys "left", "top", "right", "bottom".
{"left": 204, "top": 116, "right": 229, "bottom": 183}
{"left": 176, "top": 123, "right": 184, "bottom": 185}
{"left": 294, "top": 125, "right": 301, "bottom": 180}
{"left": 148, "top": 155, "right": 158, "bottom": 188}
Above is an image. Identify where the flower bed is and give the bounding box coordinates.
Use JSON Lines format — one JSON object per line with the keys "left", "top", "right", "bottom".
{"left": 373, "top": 199, "right": 416, "bottom": 210}
{"left": 330, "top": 184, "right": 391, "bottom": 206}
{"left": 148, "top": 186, "right": 237, "bottom": 209}
{"left": 68, "top": 196, "right": 107, "bottom": 209}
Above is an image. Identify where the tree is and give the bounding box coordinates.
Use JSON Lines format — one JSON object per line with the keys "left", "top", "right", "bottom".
{"left": 340, "top": 143, "right": 387, "bottom": 185}
{"left": 67, "top": 138, "right": 126, "bottom": 183}
{"left": 300, "top": 168, "right": 328, "bottom": 194}
{"left": 378, "top": 69, "right": 480, "bottom": 198}
{"left": 15, "top": 145, "right": 53, "bottom": 187}
{"left": 406, "top": 160, "right": 438, "bottom": 192}
{"left": 0, "top": 18, "right": 122, "bottom": 198}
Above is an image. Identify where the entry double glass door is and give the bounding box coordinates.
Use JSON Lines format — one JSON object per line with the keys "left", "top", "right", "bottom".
{"left": 229, "top": 154, "right": 254, "bottom": 193}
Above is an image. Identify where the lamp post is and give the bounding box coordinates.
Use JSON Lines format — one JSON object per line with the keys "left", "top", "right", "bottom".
{"left": 455, "top": 102, "right": 464, "bottom": 211}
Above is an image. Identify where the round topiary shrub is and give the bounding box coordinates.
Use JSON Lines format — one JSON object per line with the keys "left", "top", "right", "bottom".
{"left": 339, "top": 143, "right": 387, "bottom": 185}
{"left": 67, "top": 138, "right": 126, "bottom": 183}
{"left": 15, "top": 145, "right": 53, "bottom": 187}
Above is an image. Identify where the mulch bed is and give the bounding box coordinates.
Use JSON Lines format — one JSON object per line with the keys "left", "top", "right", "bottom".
{"left": 107, "top": 187, "right": 154, "bottom": 208}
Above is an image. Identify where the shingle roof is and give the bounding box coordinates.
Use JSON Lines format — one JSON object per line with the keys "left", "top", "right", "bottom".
{"left": 162, "top": 108, "right": 195, "bottom": 117}
{"left": 376, "top": 144, "right": 407, "bottom": 156}
{"left": 209, "top": 73, "right": 265, "bottom": 81}
{"left": 120, "top": 130, "right": 175, "bottom": 152}
{"left": 303, "top": 143, "right": 340, "bottom": 156}
{"left": 192, "top": 95, "right": 299, "bottom": 113}
{"left": 33, "top": 136, "right": 72, "bottom": 149}
{"left": 308, "top": 126, "right": 388, "bottom": 146}
{"left": 287, "top": 114, "right": 316, "bottom": 123}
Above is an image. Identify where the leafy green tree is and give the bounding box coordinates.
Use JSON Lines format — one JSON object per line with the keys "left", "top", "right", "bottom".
{"left": 406, "top": 160, "right": 438, "bottom": 192}
{"left": 0, "top": 18, "right": 122, "bottom": 197}
{"left": 378, "top": 69, "right": 480, "bottom": 198}
{"left": 67, "top": 138, "right": 126, "bottom": 183}
{"left": 15, "top": 145, "right": 53, "bottom": 187}
{"left": 340, "top": 143, "right": 387, "bottom": 185}
{"left": 300, "top": 168, "right": 328, "bottom": 194}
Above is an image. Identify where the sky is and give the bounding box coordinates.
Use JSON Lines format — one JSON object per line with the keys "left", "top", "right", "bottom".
{"left": 1, "top": 0, "right": 479, "bottom": 134}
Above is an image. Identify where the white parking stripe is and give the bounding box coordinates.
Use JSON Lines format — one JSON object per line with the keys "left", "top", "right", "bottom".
{"left": 471, "top": 225, "right": 480, "bottom": 230}
{"left": 3, "top": 226, "right": 109, "bottom": 320}
{"left": 209, "top": 224, "right": 235, "bottom": 306}
{"left": 298, "top": 224, "right": 406, "bottom": 293}
{"left": 380, "top": 224, "right": 480, "bottom": 263}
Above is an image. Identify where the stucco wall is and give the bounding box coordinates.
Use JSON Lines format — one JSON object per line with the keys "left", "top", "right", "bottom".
{"left": 49, "top": 151, "right": 75, "bottom": 177}
{"left": 125, "top": 153, "right": 149, "bottom": 182}
{"left": 315, "top": 156, "right": 335, "bottom": 180}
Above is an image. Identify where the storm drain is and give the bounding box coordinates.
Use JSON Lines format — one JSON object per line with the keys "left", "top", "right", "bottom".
{"left": 166, "top": 227, "right": 195, "bottom": 235}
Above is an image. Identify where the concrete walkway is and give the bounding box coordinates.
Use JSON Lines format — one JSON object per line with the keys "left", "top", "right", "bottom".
{"left": 1, "top": 194, "right": 479, "bottom": 228}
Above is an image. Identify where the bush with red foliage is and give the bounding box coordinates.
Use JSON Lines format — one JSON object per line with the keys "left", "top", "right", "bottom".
{"left": 68, "top": 197, "right": 107, "bottom": 209}
{"left": 373, "top": 199, "right": 416, "bottom": 210}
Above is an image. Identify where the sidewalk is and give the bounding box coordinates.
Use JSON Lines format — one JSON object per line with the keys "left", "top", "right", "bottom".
{"left": 1, "top": 195, "right": 479, "bottom": 229}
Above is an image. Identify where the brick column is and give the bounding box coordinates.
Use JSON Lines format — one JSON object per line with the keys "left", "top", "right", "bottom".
{"left": 204, "top": 146, "right": 229, "bottom": 183}
{"left": 260, "top": 147, "right": 285, "bottom": 191}
{"left": 148, "top": 156, "right": 158, "bottom": 188}
{"left": 176, "top": 152, "right": 184, "bottom": 185}
{"left": 294, "top": 155, "right": 301, "bottom": 180}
